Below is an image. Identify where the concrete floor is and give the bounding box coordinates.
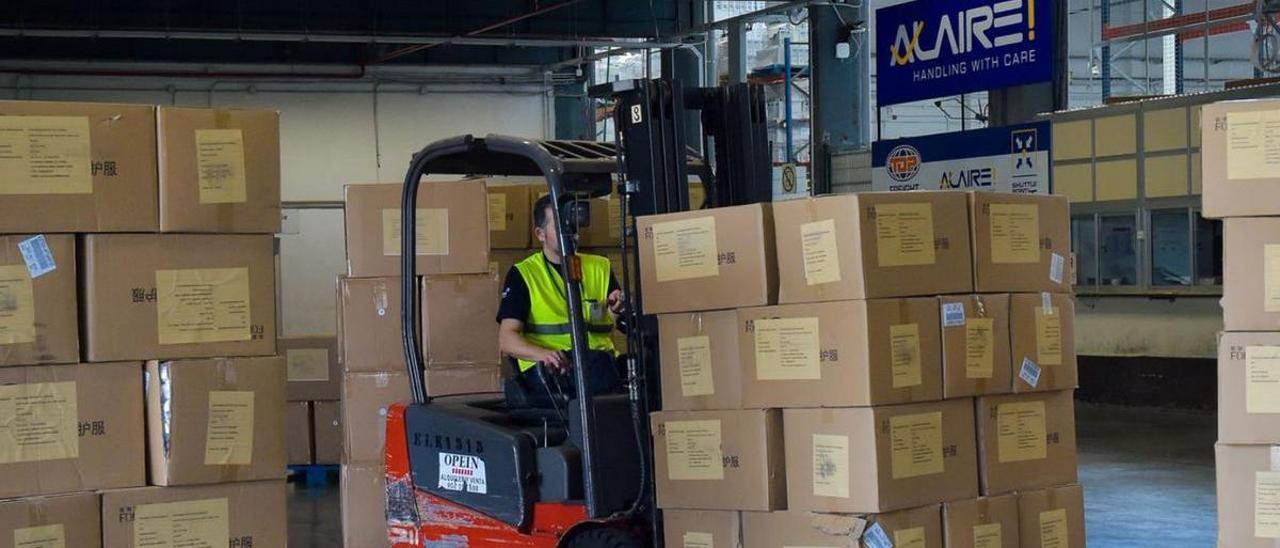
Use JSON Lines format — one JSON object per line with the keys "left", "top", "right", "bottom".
{"left": 286, "top": 402, "right": 1219, "bottom": 547}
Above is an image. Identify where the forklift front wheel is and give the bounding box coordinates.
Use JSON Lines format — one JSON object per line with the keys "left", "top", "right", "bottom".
{"left": 563, "top": 526, "right": 644, "bottom": 548}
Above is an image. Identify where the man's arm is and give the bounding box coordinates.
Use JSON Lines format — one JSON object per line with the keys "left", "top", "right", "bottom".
{"left": 498, "top": 319, "right": 568, "bottom": 373}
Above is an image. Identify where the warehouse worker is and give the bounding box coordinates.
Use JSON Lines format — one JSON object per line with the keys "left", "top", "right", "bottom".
{"left": 496, "top": 194, "right": 625, "bottom": 404}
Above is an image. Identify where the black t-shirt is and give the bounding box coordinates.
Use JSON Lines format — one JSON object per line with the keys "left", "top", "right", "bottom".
{"left": 496, "top": 253, "right": 621, "bottom": 324}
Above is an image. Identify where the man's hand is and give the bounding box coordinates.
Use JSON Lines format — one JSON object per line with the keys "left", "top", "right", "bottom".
{"left": 537, "top": 348, "right": 570, "bottom": 375}
{"left": 607, "top": 288, "right": 627, "bottom": 315}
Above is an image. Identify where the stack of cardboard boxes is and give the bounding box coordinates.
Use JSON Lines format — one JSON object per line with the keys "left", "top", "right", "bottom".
{"left": 1202, "top": 98, "right": 1280, "bottom": 547}
{"left": 0, "top": 100, "right": 287, "bottom": 547}
{"left": 338, "top": 179, "right": 505, "bottom": 547}
{"left": 641, "top": 191, "right": 1085, "bottom": 547}
{"left": 282, "top": 336, "right": 343, "bottom": 465}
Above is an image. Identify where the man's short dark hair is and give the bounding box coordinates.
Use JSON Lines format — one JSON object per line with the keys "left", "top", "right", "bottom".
{"left": 533, "top": 194, "right": 555, "bottom": 229}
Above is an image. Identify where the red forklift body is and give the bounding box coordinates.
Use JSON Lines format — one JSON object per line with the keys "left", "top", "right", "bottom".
{"left": 383, "top": 403, "right": 588, "bottom": 546}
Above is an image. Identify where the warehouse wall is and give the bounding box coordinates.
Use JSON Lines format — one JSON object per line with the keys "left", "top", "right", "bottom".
{"left": 0, "top": 74, "right": 550, "bottom": 337}
{"left": 1075, "top": 297, "right": 1221, "bottom": 359}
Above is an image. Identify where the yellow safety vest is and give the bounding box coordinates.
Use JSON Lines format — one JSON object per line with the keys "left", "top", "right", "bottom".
{"left": 514, "top": 252, "right": 617, "bottom": 372}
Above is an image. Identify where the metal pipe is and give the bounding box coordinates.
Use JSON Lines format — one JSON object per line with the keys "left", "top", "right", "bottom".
{"left": 785, "top": 36, "right": 794, "bottom": 163}
{"left": 0, "top": 27, "right": 673, "bottom": 50}
{"left": 373, "top": 0, "right": 590, "bottom": 64}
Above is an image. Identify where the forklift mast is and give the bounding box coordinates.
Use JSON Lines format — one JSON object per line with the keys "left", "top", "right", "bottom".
{"left": 590, "top": 77, "right": 772, "bottom": 541}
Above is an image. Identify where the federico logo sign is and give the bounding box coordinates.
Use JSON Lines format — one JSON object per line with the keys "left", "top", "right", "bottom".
{"left": 876, "top": 0, "right": 1053, "bottom": 106}
{"left": 872, "top": 121, "right": 1051, "bottom": 194}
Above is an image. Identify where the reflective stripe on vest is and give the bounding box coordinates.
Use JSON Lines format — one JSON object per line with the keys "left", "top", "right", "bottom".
{"left": 514, "top": 252, "right": 617, "bottom": 372}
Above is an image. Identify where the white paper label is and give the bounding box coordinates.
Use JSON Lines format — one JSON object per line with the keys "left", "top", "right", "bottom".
{"left": 438, "top": 452, "right": 487, "bottom": 494}
{"left": 1049, "top": 253, "right": 1065, "bottom": 284}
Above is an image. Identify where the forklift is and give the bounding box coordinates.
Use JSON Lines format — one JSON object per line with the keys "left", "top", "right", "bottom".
{"left": 381, "top": 79, "right": 772, "bottom": 547}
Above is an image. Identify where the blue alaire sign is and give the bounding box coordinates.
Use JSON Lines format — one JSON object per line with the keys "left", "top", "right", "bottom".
{"left": 875, "top": 0, "right": 1054, "bottom": 106}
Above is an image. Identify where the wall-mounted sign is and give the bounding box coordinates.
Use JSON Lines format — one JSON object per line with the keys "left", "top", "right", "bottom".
{"left": 872, "top": 121, "right": 1051, "bottom": 194}
{"left": 875, "top": 0, "right": 1054, "bottom": 106}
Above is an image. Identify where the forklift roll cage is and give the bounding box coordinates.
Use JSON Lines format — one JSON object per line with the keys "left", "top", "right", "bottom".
{"left": 390, "top": 78, "right": 770, "bottom": 544}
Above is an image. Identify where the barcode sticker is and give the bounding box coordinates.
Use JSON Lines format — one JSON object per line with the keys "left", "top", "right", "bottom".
{"left": 1041, "top": 292, "right": 1053, "bottom": 314}
{"left": 1019, "top": 358, "right": 1042, "bottom": 388}
{"left": 17, "top": 235, "right": 56, "bottom": 279}
{"left": 1049, "top": 253, "right": 1065, "bottom": 284}
{"left": 864, "top": 522, "right": 893, "bottom": 548}
{"left": 941, "top": 302, "right": 966, "bottom": 327}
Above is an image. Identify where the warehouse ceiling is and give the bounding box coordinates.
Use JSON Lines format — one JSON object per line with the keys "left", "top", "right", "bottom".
{"left": 0, "top": 0, "right": 688, "bottom": 70}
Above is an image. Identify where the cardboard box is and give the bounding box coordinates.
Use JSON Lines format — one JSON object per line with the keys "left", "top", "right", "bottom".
{"left": 773, "top": 192, "right": 974, "bottom": 303}
{"left": 1201, "top": 99, "right": 1280, "bottom": 218}
{"left": 101, "top": 480, "right": 286, "bottom": 548}
{"left": 344, "top": 181, "right": 490, "bottom": 277}
{"left": 975, "top": 390, "right": 1078, "bottom": 495}
{"left": 489, "top": 248, "right": 535, "bottom": 280}
{"left": 1216, "top": 443, "right": 1280, "bottom": 547}
{"left": 343, "top": 371, "right": 410, "bottom": 465}
{"left": 282, "top": 336, "right": 340, "bottom": 401}
{"left": 0, "top": 492, "right": 101, "bottom": 548}
{"left": 144, "top": 357, "right": 286, "bottom": 486}
{"left": 1010, "top": 293, "right": 1077, "bottom": 393}
{"left": 421, "top": 273, "right": 500, "bottom": 367}
{"left": 783, "top": 399, "right": 978, "bottom": 513}
{"left": 943, "top": 495, "right": 1020, "bottom": 548}
{"left": 939, "top": 294, "right": 1012, "bottom": 398}
{"left": 577, "top": 195, "right": 622, "bottom": 248}
{"left": 1224, "top": 217, "right": 1280, "bottom": 331}
{"left": 1017, "top": 484, "right": 1086, "bottom": 548}
{"left": 0, "top": 234, "right": 78, "bottom": 367}
{"left": 739, "top": 298, "right": 943, "bottom": 408}
{"left": 651, "top": 409, "right": 785, "bottom": 511}
{"left": 637, "top": 204, "right": 777, "bottom": 314}
{"left": 425, "top": 364, "right": 503, "bottom": 397}
{"left": 1219, "top": 331, "right": 1280, "bottom": 443}
{"left": 0, "top": 361, "right": 144, "bottom": 499}
{"left": 742, "top": 505, "right": 943, "bottom": 548}
{"left": 80, "top": 234, "right": 277, "bottom": 362}
{"left": 970, "top": 192, "right": 1071, "bottom": 294}
{"left": 487, "top": 183, "right": 532, "bottom": 249}
{"left": 342, "top": 464, "right": 390, "bottom": 548}
{"left": 0, "top": 100, "right": 158, "bottom": 233}
{"left": 658, "top": 310, "right": 743, "bottom": 411}
{"left": 662, "top": 509, "right": 740, "bottom": 548}
{"left": 313, "top": 400, "right": 343, "bottom": 465}
{"left": 157, "top": 106, "right": 281, "bottom": 233}
{"left": 530, "top": 188, "right": 620, "bottom": 248}
{"left": 286, "top": 401, "right": 312, "bottom": 465}
{"left": 338, "top": 276, "right": 404, "bottom": 373}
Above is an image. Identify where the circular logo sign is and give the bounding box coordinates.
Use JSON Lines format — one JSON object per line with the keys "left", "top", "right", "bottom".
{"left": 886, "top": 145, "right": 922, "bottom": 182}
{"left": 781, "top": 164, "right": 797, "bottom": 193}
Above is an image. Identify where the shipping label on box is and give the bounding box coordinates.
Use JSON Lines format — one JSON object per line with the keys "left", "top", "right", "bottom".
{"left": 741, "top": 299, "right": 942, "bottom": 408}
{"left": 158, "top": 107, "right": 280, "bottom": 233}
{"left": 774, "top": 193, "right": 974, "bottom": 304}
{"left": 976, "top": 391, "right": 1078, "bottom": 495}
{"left": 651, "top": 409, "right": 785, "bottom": 511}
{"left": 0, "top": 101, "right": 159, "bottom": 233}
{"left": 0, "top": 361, "right": 145, "bottom": 499}
{"left": 637, "top": 204, "right": 777, "bottom": 314}
{"left": 146, "top": 357, "right": 286, "bottom": 486}
{"left": 783, "top": 399, "right": 977, "bottom": 514}
{"left": 345, "top": 181, "right": 490, "bottom": 277}
{"left": 0, "top": 235, "right": 78, "bottom": 367}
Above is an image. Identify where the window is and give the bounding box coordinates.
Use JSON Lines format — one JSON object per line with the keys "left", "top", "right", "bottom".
{"left": 1099, "top": 214, "right": 1138, "bottom": 286}
{"left": 1150, "top": 209, "right": 1191, "bottom": 286}
{"left": 1071, "top": 215, "right": 1098, "bottom": 286}
{"left": 1196, "top": 212, "right": 1223, "bottom": 285}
